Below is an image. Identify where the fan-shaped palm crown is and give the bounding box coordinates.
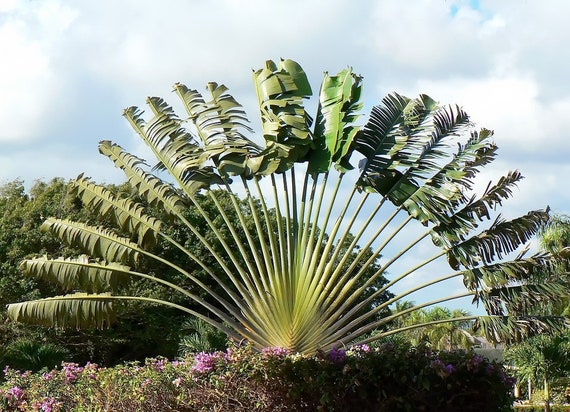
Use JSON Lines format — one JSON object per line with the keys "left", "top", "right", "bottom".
{"left": 7, "top": 59, "right": 567, "bottom": 353}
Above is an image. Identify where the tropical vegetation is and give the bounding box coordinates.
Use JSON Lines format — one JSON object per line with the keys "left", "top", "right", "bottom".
{"left": 507, "top": 214, "right": 570, "bottom": 411}
{"left": 6, "top": 59, "right": 568, "bottom": 354}
{"left": 0, "top": 342, "right": 515, "bottom": 412}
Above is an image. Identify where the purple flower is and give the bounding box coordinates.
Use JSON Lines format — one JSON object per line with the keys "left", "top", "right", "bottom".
{"left": 191, "top": 351, "right": 228, "bottom": 374}
{"left": 38, "top": 397, "right": 60, "bottom": 412}
{"left": 328, "top": 347, "right": 347, "bottom": 363}
{"left": 430, "top": 359, "right": 454, "bottom": 377}
{"left": 61, "top": 362, "right": 84, "bottom": 383}
{"left": 8, "top": 386, "right": 24, "bottom": 401}
{"left": 467, "top": 354, "right": 484, "bottom": 371}
{"left": 262, "top": 347, "right": 289, "bottom": 358}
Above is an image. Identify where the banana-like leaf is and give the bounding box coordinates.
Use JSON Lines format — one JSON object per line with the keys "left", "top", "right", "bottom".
{"left": 447, "top": 210, "right": 550, "bottom": 270}
{"left": 72, "top": 175, "right": 162, "bottom": 248}
{"left": 7, "top": 293, "right": 117, "bottom": 329}
{"left": 358, "top": 100, "right": 472, "bottom": 217}
{"left": 308, "top": 68, "right": 363, "bottom": 173}
{"left": 251, "top": 58, "right": 313, "bottom": 174}
{"left": 400, "top": 119, "right": 487, "bottom": 225}
{"left": 20, "top": 255, "right": 132, "bottom": 293}
{"left": 461, "top": 253, "right": 555, "bottom": 291}
{"left": 123, "top": 101, "right": 223, "bottom": 195}
{"left": 354, "top": 93, "right": 409, "bottom": 181}
{"left": 431, "top": 169, "right": 523, "bottom": 247}
{"left": 477, "top": 282, "right": 568, "bottom": 316}
{"left": 41, "top": 218, "right": 140, "bottom": 264}
{"left": 174, "top": 82, "right": 261, "bottom": 177}
{"left": 98, "top": 140, "right": 188, "bottom": 215}
{"left": 474, "top": 315, "right": 568, "bottom": 344}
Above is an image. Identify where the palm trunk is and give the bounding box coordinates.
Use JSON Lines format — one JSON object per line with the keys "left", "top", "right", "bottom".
{"left": 544, "top": 378, "right": 550, "bottom": 412}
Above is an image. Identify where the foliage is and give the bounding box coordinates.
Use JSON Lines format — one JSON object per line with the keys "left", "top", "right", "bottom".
{"left": 6, "top": 59, "right": 568, "bottom": 354}
{"left": 505, "top": 325, "right": 570, "bottom": 408}
{"left": 177, "top": 318, "right": 228, "bottom": 356}
{"left": 514, "top": 406, "right": 570, "bottom": 412}
{"left": 0, "top": 344, "right": 515, "bottom": 412}
{"left": 506, "top": 215, "right": 570, "bottom": 410}
{"left": 389, "top": 304, "right": 475, "bottom": 350}
{"left": 0, "top": 339, "right": 68, "bottom": 374}
{"left": 534, "top": 214, "right": 570, "bottom": 315}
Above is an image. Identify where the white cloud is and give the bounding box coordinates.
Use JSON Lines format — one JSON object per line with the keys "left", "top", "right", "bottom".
{"left": 0, "top": 0, "right": 78, "bottom": 142}
{"left": 0, "top": 0, "right": 569, "bottom": 315}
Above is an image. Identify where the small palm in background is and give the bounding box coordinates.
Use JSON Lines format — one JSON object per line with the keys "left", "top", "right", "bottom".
{"left": 178, "top": 318, "right": 228, "bottom": 356}
{"left": 1, "top": 338, "right": 69, "bottom": 372}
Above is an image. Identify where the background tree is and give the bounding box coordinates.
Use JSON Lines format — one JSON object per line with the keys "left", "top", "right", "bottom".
{"left": 505, "top": 332, "right": 570, "bottom": 411}
{"left": 0, "top": 179, "right": 191, "bottom": 366}
{"left": 387, "top": 304, "right": 474, "bottom": 350}
{"left": 535, "top": 214, "right": 570, "bottom": 315}
{"left": 505, "top": 214, "right": 570, "bottom": 411}
{"left": 6, "top": 59, "right": 567, "bottom": 354}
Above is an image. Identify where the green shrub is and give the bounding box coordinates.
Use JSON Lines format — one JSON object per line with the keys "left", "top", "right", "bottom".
{"left": 514, "top": 406, "right": 570, "bottom": 412}
{"left": 0, "top": 344, "right": 514, "bottom": 411}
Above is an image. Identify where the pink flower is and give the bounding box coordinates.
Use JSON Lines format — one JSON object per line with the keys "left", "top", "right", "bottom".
{"left": 8, "top": 386, "right": 24, "bottom": 401}
{"left": 191, "top": 351, "right": 228, "bottom": 374}
{"left": 261, "top": 347, "right": 289, "bottom": 358}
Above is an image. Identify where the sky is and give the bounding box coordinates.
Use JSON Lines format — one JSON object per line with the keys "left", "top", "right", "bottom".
{"left": 1, "top": 0, "right": 569, "bottom": 314}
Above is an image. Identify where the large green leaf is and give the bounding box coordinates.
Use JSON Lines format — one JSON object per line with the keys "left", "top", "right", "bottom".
{"left": 98, "top": 140, "right": 188, "bottom": 215}
{"left": 461, "top": 253, "right": 554, "bottom": 291}
{"left": 41, "top": 218, "right": 141, "bottom": 264}
{"left": 251, "top": 58, "right": 313, "bottom": 174}
{"left": 308, "top": 68, "right": 363, "bottom": 173}
{"left": 72, "top": 175, "right": 162, "bottom": 248}
{"left": 473, "top": 315, "right": 569, "bottom": 344}
{"left": 431, "top": 168, "right": 523, "bottom": 247}
{"left": 447, "top": 210, "right": 550, "bottom": 270}
{"left": 123, "top": 100, "right": 223, "bottom": 195}
{"left": 174, "top": 82, "right": 261, "bottom": 177}
{"left": 7, "top": 293, "right": 117, "bottom": 329}
{"left": 20, "top": 256, "right": 131, "bottom": 293}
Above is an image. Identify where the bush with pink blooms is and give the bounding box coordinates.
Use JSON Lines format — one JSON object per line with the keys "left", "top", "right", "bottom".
{"left": 0, "top": 343, "right": 514, "bottom": 411}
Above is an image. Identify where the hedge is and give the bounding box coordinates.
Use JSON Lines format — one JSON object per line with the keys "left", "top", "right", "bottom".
{"left": 0, "top": 343, "right": 515, "bottom": 411}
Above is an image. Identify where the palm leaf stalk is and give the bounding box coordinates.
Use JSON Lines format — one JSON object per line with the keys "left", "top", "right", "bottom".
{"left": 8, "top": 59, "right": 568, "bottom": 354}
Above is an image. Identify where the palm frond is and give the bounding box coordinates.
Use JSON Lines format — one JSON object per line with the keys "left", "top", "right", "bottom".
{"left": 72, "top": 175, "right": 162, "bottom": 248}
{"left": 252, "top": 58, "right": 313, "bottom": 174}
{"left": 461, "top": 253, "right": 555, "bottom": 291}
{"left": 123, "top": 101, "right": 222, "bottom": 195}
{"left": 41, "top": 218, "right": 140, "bottom": 264}
{"left": 20, "top": 255, "right": 131, "bottom": 293}
{"left": 474, "top": 315, "right": 568, "bottom": 344}
{"left": 7, "top": 293, "right": 117, "bottom": 329}
{"left": 431, "top": 169, "right": 524, "bottom": 246}
{"left": 173, "top": 82, "right": 262, "bottom": 178}
{"left": 477, "top": 282, "right": 569, "bottom": 316}
{"left": 308, "top": 68, "right": 363, "bottom": 173}
{"left": 98, "top": 140, "right": 188, "bottom": 215}
{"left": 447, "top": 210, "right": 550, "bottom": 270}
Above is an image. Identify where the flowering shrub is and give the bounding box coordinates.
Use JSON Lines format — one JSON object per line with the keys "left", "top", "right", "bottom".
{"left": 0, "top": 344, "right": 514, "bottom": 411}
